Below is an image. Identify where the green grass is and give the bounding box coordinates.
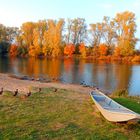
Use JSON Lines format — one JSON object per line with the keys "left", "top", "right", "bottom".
{"left": 0, "top": 88, "right": 140, "bottom": 140}
{"left": 113, "top": 97, "right": 140, "bottom": 114}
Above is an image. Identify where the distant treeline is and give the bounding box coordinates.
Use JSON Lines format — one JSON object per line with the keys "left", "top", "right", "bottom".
{"left": 0, "top": 11, "right": 140, "bottom": 62}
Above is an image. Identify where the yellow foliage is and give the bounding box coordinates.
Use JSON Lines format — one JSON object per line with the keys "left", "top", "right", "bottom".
{"left": 20, "top": 22, "right": 36, "bottom": 47}
{"left": 32, "top": 29, "right": 41, "bottom": 56}
{"left": 42, "top": 19, "right": 64, "bottom": 57}
{"left": 79, "top": 43, "right": 86, "bottom": 58}
{"left": 114, "top": 11, "right": 136, "bottom": 56}
{"left": 114, "top": 47, "right": 121, "bottom": 57}
{"left": 28, "top": 45, "right": 36, "bottom": 57}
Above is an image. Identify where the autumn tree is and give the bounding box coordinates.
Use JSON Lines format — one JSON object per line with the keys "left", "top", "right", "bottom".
{"left": 6, "top": 27, "right": 19, "bottom": 43}
{"left": 79, "top": 43, "right": 86, "bottom": 57}
{"left": 64, "top": 43, "right": 75, "bottom": 57}
{"left": 0, "top": 12, "right": 138, "bottom": 59}
{"left": 36, "top": 20, "right": 48, "bottom": 49}
{"left": 29, "top": 28, "right": 41, "bottom": 57}
{"left": 98, "top": 44, "right": 108, "bottom": 56}
{"left": 114, "top": 11, "right": 137, "bottom": 56}
{"left": 16, "top": 30, "right": 28, "bottom": 57}
{"left": 113, "top": 47, "right": 121, "bottom": 57}
{"left": 64, "top": 18, "right": 87, "bottom": 45}
{"left": 65, "top": 19, "right": 73, "bottom": 44}
{"left": 9, "top": 44, "right": 18, "bottom": 57}
{"left": 43, "top": 19, "right": 64, "bottom": 57}
{"left": 0, "top": 24, "right": 7, "bottom": 42}
{"left": 86, "top": 47, "right": 93, "bottom": 56}
{"left": 102, "top": 16, "right": 116, "bottom": 54}
{"left": 20, "top": 22, "right": 36, "bottom": 47}
{"left": 0, "top": 24, "right": 19, "bottom": 55}
{"left": 28, "top": 45, "right": 36, "bottom": 57}
{"left": 92, "top": 46, "right": 100, "bottom": 57}
{"left": 89, "top": 23, "right": 102, "bottom": 47}
{"left": 42, "top": 29, "right": 49, "bottom": 56}
{"left": 72, "top": 18, "right": 87, "bottom": 45}
{"left": 89, "top": 22, "right": 103, "bottom": 58}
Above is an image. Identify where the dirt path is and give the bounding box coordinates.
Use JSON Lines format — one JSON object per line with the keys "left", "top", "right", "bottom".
{"left": 0, "top": 73, "right": 93, "bottom": 94}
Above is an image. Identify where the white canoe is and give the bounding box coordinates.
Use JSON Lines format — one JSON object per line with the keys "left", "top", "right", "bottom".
{"left": 90, "top": 89, "right": 140, "bottom": 122}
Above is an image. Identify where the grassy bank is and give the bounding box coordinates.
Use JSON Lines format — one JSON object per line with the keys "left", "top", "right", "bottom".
{"left": 113, "top": 97, "right": 140, "bottom": 114}
{"left": 0, "top": 88, "right": 140, "bottom": 140}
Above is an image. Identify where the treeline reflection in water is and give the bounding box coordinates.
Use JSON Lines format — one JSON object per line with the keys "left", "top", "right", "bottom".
{"left": 0, "top": 57, "right": 140, "bottom": 96}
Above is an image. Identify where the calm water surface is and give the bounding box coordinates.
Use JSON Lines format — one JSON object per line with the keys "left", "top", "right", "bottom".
{"left": 0, "top": 56, "right": 140, "bottom": 96}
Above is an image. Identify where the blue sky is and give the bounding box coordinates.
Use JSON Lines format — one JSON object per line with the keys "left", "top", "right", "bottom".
{"left": 0, "top": 0, "right": 140, "bottom": 47}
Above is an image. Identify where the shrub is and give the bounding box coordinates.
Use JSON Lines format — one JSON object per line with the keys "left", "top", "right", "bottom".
{"left": 64, "top": 43, "right": 75, "bottom": 57}
{"left": 99, "top": 44, "right": 108, "bottom": 56}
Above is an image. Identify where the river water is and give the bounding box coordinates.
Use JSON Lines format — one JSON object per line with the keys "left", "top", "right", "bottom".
{"left": 0, "top": 56, "right": 140, "bottom": 96}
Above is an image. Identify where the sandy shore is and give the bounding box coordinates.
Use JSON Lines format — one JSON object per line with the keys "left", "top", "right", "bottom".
{"left": 0, "top": 73, "right": 93, "bottom": 94}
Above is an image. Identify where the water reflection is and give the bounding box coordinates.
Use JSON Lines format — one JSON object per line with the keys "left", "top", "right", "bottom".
{"left": 11, "top": 58, "right": 62, "bottom": 79}
{"left": 114, "top": 64, "right": 132, "bottom": 90}
{"left": 0, "top": 57, "right": 140, "bottom": 95}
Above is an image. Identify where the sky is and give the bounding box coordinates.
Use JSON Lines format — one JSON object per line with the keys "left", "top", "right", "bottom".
{"left": 0, "top": 0, "right": 140, "bottom": 47}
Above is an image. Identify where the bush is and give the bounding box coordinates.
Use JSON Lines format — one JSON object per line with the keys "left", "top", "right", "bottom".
{"left": 9, "top": 44, "right": 18, "bottom": 57}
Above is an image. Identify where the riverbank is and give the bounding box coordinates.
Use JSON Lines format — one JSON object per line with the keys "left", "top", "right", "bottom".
{"left": 0, "top": 88, "right": 140, "bottom": 139}
{"left": 0, "top": 73, "right": 140, "bottom": 139}
{"left": 113, "top": 97, "right": 140, "bottom": 114}
{"left": 0, "top": 73, "right": 93, "bottom": 94}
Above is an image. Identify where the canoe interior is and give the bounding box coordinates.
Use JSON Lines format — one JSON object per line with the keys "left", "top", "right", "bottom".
{"left": 91, "top": 90, "right": 135, "bottom": 114}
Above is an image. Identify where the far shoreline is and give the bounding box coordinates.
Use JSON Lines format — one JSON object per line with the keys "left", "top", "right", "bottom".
{"left": 1, "top": 54, "right": 140, "bottom": 64}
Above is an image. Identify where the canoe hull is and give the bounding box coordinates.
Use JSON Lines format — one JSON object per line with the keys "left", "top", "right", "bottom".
{"left": 91, "top": 90, "right": 140, "bottom": 122}
{"left": 94, "top": 99, "right": 138, "bottom": 122}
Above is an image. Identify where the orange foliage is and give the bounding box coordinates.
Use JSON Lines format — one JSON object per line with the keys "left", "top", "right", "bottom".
{"left": 79, "top": 43, "right": 86, "bottom": 58}
{"left": 9, "top": 44, "right": 18, "bottom": 57}
{"left": 28, "top": 45, "right": 36, "bottom": 57}
{"left": 64, "top": 44, "right": 75, "bottom": 56}
{"left": 132, "top": 55, "right": 140, "bottom": 62}
{"left": 98, "top": 44, "right": 108, "bottom": 56}
{"left": 113, "top": 47, "right": 121, "bottom": 57}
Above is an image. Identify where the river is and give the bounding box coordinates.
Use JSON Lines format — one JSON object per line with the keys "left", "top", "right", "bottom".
{"left": 0, "top": 56, "right": 140, "bottom": 96}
